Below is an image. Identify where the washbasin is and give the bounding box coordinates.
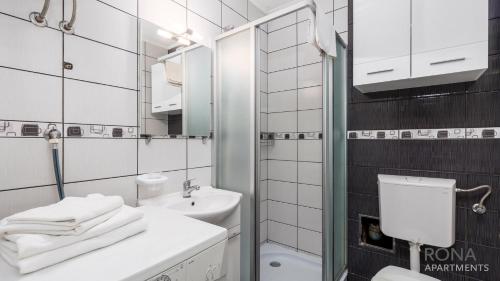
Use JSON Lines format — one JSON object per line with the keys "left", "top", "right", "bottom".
{"left": 138, "top": 186, "right": 242, "bottom": 223}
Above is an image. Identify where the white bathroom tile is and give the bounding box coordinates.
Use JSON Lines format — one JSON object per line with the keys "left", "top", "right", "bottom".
{"left": 260, "top": 180, "right": 268, "bottom": 201}
{"left": 249, "top": 2, "right": 264, "bottom": 21}
{"left": 187, "top": 11, "right": 222, "bottom": 47}
{"left": 268, "top": 111, "right": 297, "bottom": 133}
{"left": 268, "top": 68, "right": 297, "bottom": 93}
{"left": 68, "top": 0, "right": 138, "bottom": 52}
{"left": 268, "top": 140, "right": 297, "bottom": 161}
{"left": 259, "top": 29, "right": 268, "bottom": 52}
{"left": 268, "top": 90, "right": 297, "bottom": 113}
{"left": 64, "top": 36, "right": 138, "bottom": 90}
{"left": 260, "top": 201, "right": 268, "bottom": 222}
{"left": 334, "top": 0, "right": 348, "bottom": 10}
{"left": 138, "top": 138, "right": 186, "bottom": 173}
{"left": 298, "top": 86, "right": 322, "bottom": 110}
{"left": 297, "top": 8, "right": 312, "bottom": 23}
{"left": 268, "top": 201, "right": 297, "bottom": 226}
{"left": 0, "top": 0, "right": 63, "bottom": 28}
{"left": 65, "top": 176, "right": 137, "bottom": 206}
{"left": 268, "top": 25, "right": 297, "bottom": 52}
{"left": 298, "top": 43, "right": 322, "bottom": 66}
{"left": 188, "top": 0, "right": 221, "bottom": 26}
{"left": 260, "top": 160, "right": 268, "bottom": 180}
{"left": 144, "top": 42, "right": 169, "bottom": 59}
{"left": 298, "top": 63, "right": 322, "bottom": 88}
{"left": 268, "top": 46, "right": 297, "bottom": 73}
{"left": 260, "top": 71, "right": 268, "bottom": 92}
{"left": 334, "top": 7, "right": 348, "bottom": 33}
{"left": 64, "top": 79, "right": 137, "bottom": 126}
{"left": 268, "top": 180, "right": 297, "bottom": 204}
{"left": 65, "top": 139, "right": 137, "bottom": 182}
{"left": 140, "top": 0, "right": 186, "bottom": 33}
{"left": 260, "top": 220, "right": 268, "bottom": 243}
{"left": 101, "top": 0, "right": 138, "bottom": 16}
{"left": 0, "top": 68, "right": 62, "bottom": 122}
{"left": 0, "top": 185, "right": 58, "bottom": 219}
{"left": 188, "top": 139, "right": 211, "bottom": 168}
{"left": 319, "top": 0, "right": 334, "bottom": 12}
{"left": 223, "top": 0, "right": 247, "bottom": 19}
{"left": 0, "top": 14, "right": 62, "bottom": 76}
{"left": 298, "top": 206, "right": 322, "bottom": 232}
{"left": 268, "top": 221, "right": 297, "bottom": 248}
{"left": 298, "top": 228, "right": 322, "bottom": 256}
{"left": 0, "top": 139, "right": 61, "bottom": 190}
{"left": 222, "top": 4, "right": 247, "bottom": 30}
{"left": 260, "top": 113, "right": 268, "bottom": 132}
{"left": 298, "top": 140, "right": 322, "bottom": 162}
{"left": 298, "top": 184, "right": 322, "bottom": 209}
{"left": 297, "top": 20, "right": 312, "bottom": 45}
{"left": 268, "top": 160, "right": 297, "bottom": 182}
{"left": 160, "top": 169, "right": 187, "bottom": 195}
{"left": 187, "top": 167, "right": 212, "bottom": 186}
{"left": 298, "top": 162, "right": 322, "bottom": 186}
{"left": 260, "top": 92, "right": 268, "bottom": 113}
{"left": 298, "top": 109, "right": 322, "bottom": 132}
{"left": 173, "top": 0, "right": 187, "bottom": 6}
{"left": 268, "top": 12, "right": 296, "bottom": 32}
{"left": 260, "top": 51, "right": 268, "bottom": 72}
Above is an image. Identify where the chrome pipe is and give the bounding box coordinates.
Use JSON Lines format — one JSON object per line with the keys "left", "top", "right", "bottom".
{"left": 456, "top": 185, "right": 492, "bottom": 214}
{"left": 29, "top": 0, "right": 51, "bottom": 27}
{"left": 60, "top": 0, "right": 77, "bottom": 34}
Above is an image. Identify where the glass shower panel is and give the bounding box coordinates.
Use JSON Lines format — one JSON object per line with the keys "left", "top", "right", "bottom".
{"left": 215, "top": 28, "right": 256, "bottom": 281}
{"left": 332, "top": 37, "right": 348, "bottom": 279}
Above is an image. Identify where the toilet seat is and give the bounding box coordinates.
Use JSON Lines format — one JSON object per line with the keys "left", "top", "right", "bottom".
{"left": 372, "top": 266, "right": 440, "bottom": 281}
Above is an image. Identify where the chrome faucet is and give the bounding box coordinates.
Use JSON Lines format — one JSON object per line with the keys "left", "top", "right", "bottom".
{"left": 183, "top": 179, "right": 200, "bottom": 198}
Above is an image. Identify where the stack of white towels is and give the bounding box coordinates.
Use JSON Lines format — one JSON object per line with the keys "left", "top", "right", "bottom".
{"left": 0, "top": 194, "right": 147, "bottom": 274}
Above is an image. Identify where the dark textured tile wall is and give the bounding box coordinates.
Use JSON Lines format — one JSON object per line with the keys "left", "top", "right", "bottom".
{"left": 347, "top": 2, "right": 500, "bottom": 280}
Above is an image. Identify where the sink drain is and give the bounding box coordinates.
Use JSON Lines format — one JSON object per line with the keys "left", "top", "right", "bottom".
{"left": 269, "top": 261, "right": 281, "bottom": 267}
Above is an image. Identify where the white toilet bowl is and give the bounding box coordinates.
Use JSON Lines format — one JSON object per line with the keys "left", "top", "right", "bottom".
{"left": 372, "top": 266, "right": 439, "bottom": 281}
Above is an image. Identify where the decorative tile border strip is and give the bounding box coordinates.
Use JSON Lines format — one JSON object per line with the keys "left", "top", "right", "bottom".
{"left": 348, "top": 127, "right": 500, "bottom": 140}
{"left": 0, "top": 121, "right": 62, "bottom": 138}
{"left": 64, "top": 124, "right": 137, "bottom": 138}
{"left": 261, "top": 132, "right": 323, "bottom": 140}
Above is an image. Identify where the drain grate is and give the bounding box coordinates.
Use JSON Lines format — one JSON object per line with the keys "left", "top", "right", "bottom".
{"left": 269, "top": 261, "right": 281, "bottom": 267}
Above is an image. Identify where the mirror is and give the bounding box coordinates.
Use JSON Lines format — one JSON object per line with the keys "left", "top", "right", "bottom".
{"left": 139, "top": 19, "right": 212, "bottom": 138}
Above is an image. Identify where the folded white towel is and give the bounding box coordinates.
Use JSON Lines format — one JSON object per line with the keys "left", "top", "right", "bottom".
{"left": 0, "top": 194, "right": 123, "bottom": 237}
{"left": 0, "top": 218, "right": 147, "bottom": 274}
{"left": 0, "top": 208, "right": 119, "bottom": 237}
{"left": 1, "top": 206, "right": 143, "bottom": 259}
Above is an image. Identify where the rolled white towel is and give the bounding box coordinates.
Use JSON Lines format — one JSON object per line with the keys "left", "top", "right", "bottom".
{"left": 0, "top": 206, "right": 143, "bottom": 259}
{"left": 0, "top": 194, "right": 123, "bottom": 237}
{"left": 0, "top": 217, "right": 147, "bottom": 274}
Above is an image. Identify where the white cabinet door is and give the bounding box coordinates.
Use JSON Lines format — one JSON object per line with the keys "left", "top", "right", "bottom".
{"left": 353, "top": 0, "right": 411, "bottom": 87}
{"left": 353, "top": 0, "right": 411, "bottom": 65}
{"left": 411, "top": 0, "right": 488, "bottom": 79}
{"left": 412, "top": 0, "right": 488, "bottom": 54}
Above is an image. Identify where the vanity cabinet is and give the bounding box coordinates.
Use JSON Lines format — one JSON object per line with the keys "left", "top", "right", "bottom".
{"left": 353, "top": 0, "right": 488, "bottom": 93}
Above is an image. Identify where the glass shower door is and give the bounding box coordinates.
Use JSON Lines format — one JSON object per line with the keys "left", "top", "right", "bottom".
{"left": 214, "top": 27, "right": 257, "bottom": 281}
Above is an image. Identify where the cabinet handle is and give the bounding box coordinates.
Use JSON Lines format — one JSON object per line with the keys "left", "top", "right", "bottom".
{"left": 168, "top": 103, "right": 177, "bottom": 106}
{"left": 154, "top": 106, "right": 161, "bottom": 108}
{"left": 430, "top": 57, "right": 466, "bottom": 65}
{"left": 367, "top": 68, "right": 394, "bottom": 75}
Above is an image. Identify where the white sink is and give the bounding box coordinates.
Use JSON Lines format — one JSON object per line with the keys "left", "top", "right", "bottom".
{"left": 138, "top": 186, "right": 242, "bottom": 223}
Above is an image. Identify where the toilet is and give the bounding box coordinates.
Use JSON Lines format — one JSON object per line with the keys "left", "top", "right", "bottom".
{"left": 372, "top": 175, "right": 457, "bottom": 281}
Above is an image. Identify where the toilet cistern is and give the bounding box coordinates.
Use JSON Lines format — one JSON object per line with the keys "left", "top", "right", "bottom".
{"left": 377, "top": 175, "right": 456, "bottom": 276}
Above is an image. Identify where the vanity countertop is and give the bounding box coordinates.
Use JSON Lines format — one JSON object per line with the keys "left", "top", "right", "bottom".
{"left": 0, "top": 206, "right": 228, "bottom": 281}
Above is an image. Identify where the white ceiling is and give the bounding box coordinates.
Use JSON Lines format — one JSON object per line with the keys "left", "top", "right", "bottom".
{"left": 250, "top": 0, "right": 304, "bottom": 14}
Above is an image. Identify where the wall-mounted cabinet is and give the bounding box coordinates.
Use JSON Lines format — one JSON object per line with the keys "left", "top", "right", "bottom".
{"left": 353, "top": 0, "right": 488, "bottom": 93}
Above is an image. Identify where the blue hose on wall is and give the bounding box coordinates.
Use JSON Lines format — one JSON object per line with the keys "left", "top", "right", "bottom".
{"left": 52, "top": 147, "right": 65, "bottom": 200}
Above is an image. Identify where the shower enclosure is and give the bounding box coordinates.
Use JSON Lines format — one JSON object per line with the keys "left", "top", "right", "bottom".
{"left": 213, "top": 2, "right": 347, "bottom": 281}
